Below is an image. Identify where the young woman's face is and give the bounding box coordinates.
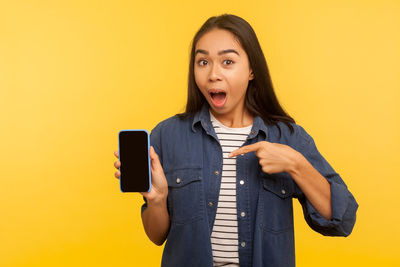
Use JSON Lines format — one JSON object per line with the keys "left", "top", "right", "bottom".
{"left": 194, "top": 28, "right": 254, "bottom": 117}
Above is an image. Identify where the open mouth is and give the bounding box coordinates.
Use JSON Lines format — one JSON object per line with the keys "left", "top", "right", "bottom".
{"left": 209, "top": 90, "right": 227, "bottom": 108}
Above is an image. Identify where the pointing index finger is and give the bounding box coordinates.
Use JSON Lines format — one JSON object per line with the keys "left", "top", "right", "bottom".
{"left": 228, "top": 143, "right": 261, "bottom": 158}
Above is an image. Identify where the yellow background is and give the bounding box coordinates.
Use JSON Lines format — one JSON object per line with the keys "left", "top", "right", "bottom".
{"left": 1, "top": 0, "right": 399, "bottom": 266}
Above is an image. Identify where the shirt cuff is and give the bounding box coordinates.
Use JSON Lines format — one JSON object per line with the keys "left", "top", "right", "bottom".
{"left": 304, "top": 179, "right": 359, "bottom": 236}
{"left": 141, "top": 196, "right": 148, "bottom": 215}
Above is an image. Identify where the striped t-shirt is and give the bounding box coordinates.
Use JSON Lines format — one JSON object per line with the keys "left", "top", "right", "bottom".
{"left": 209, "top": 110, "right": 252, "bottom": 267}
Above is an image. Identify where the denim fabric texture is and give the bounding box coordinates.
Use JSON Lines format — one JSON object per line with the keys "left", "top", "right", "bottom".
{"left": 141, "top": 103, "right": 359, "bottom": 267}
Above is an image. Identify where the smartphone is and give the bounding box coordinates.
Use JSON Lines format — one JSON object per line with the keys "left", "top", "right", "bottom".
{"left": 118, "top": 129, "right": 151, "bottom": 193}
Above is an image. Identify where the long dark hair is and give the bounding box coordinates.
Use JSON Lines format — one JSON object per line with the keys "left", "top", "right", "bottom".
{"left": 177, "top": 14, "right": 296, "bottom": 136}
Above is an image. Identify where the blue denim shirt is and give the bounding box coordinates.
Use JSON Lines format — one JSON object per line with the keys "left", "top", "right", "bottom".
{"left": 141, "top": 103, "right": 358, "bottom": 267}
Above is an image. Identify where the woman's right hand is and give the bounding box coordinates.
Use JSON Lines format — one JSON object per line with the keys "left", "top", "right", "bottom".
{"left": 113, "top": 146, "right": 168, "bottom": 202}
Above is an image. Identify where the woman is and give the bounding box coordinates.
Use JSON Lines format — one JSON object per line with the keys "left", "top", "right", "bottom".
{"left": 113, "top": 14, "right": 358, "bottom": 267}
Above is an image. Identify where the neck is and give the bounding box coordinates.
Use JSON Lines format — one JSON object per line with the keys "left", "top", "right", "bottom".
{"left": 210, "top": 105, "right": 254, "bottom": 128}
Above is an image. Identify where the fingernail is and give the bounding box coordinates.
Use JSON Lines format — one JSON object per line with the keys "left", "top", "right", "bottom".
{"left": 228, "top": 153, "right": 233, "bottom": 158}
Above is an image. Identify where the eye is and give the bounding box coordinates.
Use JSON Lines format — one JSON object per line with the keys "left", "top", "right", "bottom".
{"left": 197, "top": 59, "right": 207, "bottom": 66}
{"left": 223, "top": 59, "right": 234, "bottom": 65}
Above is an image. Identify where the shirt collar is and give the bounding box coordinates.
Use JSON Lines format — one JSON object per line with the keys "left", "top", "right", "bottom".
{"left": 191, "top": 102, "right": 268, "bottom": 140}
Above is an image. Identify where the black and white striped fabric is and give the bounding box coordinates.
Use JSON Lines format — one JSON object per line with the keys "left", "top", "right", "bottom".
{"left": 209, "top": 111, "right": 252, "bottom": 267}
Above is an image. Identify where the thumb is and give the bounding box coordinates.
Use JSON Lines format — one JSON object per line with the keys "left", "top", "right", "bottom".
{"left": 149, "top": 146, "right": 162, "bottom": 171}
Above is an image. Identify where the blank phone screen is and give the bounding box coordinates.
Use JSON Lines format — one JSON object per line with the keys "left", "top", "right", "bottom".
{"left": 119, "top": 130, "right": 150, "bottom": 192}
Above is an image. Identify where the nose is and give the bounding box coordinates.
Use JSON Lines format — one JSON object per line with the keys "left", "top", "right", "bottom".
{"left": 208, "top": 63, "right": 222, "bottom": 81}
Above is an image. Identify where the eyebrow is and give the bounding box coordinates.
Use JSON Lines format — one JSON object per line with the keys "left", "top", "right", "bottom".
{"left": 195, "top": 49, "right": 240, "bottom": 57}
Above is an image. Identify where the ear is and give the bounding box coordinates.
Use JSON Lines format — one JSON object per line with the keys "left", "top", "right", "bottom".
{"left": 249, "top": 70, "right": 254, "bottom": 80}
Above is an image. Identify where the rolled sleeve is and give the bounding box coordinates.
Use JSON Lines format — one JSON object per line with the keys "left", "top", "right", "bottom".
{"left": 295, "top": 125, "right": 359, "bottom": 237}
{"left": 141, "top": 196, "right": 148, "bottom": 215}
{"left": 299, "top": 176, "right": 358, "bottom": 236}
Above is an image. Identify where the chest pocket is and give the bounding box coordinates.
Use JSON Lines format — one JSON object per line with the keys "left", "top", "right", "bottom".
{"left": 165, "top": 167, "right": 204, "bottom": 225}
{"left": 259, "top": 171, "right": 295, "bottom": 234}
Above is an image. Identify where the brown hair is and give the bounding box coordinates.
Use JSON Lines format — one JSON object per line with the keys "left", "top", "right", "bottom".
{"left": 177, "top": 14, "right": 295, "bottom": 136}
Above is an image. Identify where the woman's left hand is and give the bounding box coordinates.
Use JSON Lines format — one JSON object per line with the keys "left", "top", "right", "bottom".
{"left": 228, "top": 141, "right": 300, "bottom": 174}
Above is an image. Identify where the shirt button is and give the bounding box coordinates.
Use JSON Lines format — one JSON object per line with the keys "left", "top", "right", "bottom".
{"left": 214, "top": 170, "right": 219, "bottom": 175}
{"left": 241, "top": 242, "right": 246, "bottom": 247}
{"left": 281, "top": 189, "right": 286, "bottom": 195}
{"left": 240, "top": 211, "right": 246, "bottom": 217}
{"left": 208, "top": 201, "right": 213, "bottom": 207}
{"left": 176, "top": 177, "right": 181, "bottom": 184}
{"left": 251, "top": 130, "right": 255, "bottom": 135}
{"left": 239, "top": 180, "right": 244, "bottom": 185}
